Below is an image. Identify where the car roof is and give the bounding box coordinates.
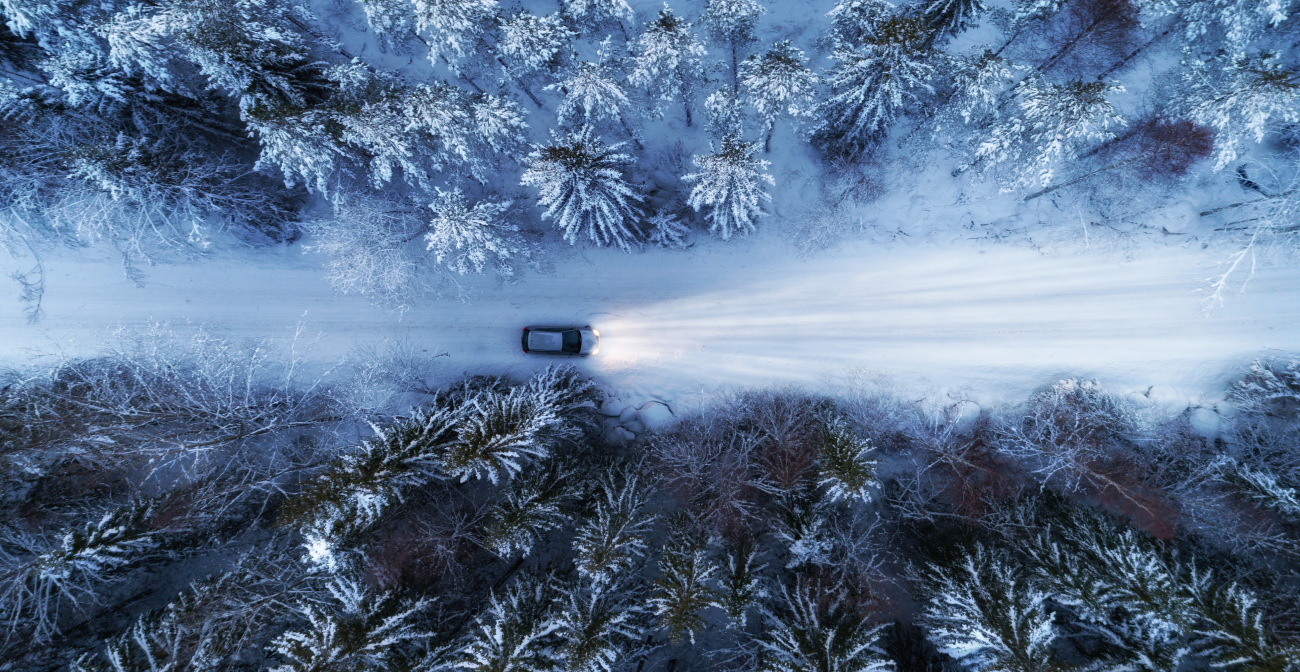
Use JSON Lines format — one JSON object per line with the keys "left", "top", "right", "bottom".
{"left": 527, "top": 330, "right": 564, "bottom": 351}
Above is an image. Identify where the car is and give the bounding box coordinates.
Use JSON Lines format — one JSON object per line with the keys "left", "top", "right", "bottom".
{"left": 521, "top": 325, "right": 599, "bottom": 355}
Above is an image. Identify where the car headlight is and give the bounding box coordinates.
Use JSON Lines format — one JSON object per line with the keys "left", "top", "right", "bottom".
{"left": 590, "top": 348, "right": 599, "bottom": 355}
{"left": 592, "top": 329, "right": 600, "bottom": 337}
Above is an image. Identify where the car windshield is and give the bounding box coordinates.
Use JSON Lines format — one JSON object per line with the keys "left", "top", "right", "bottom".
{"left": 562, "top": 330, "right": 582, "bottom": 353}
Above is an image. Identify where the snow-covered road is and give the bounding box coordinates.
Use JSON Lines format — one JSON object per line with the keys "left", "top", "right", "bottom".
{"left": 3, "top": 235, "right": 1298, "bottom": 415}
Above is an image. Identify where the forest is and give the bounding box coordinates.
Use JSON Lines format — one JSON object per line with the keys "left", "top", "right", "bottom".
{"left": 0, "top": 0, "right": 1296, "bottom": 308}
{"left": 0, "top": 327, "right": 1297, "bottom": 671}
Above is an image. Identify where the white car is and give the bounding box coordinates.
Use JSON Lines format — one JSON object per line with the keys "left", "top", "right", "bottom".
{"left": 521, "top": 326, "right": 599, "bottom": 356}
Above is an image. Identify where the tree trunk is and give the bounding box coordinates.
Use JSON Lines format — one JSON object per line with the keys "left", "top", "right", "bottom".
{"left": 1023, "top": 153, "right": 1146, "bottom": 201}
{"left": 731, "top": 42, "right": 740, "bottom": 94}
{"left": 1096, "top": 27, "right": 1171, "bottom": 81}
{"left": 619, "top": 115, "right": 645, "bottom": 151}
{"left": 478, "top": 36, "right": 545, "bottom": 109}
{"left": 764, "top": 122, "right": 774, "bottom": 153}
{"left": 677, "top": 67, "right": 693, "bottom": 127}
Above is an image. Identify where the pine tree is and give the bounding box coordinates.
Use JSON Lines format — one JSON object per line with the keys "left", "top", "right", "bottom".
{"left": 268, "top": 578, "right": 431, "bottom": 672}
{"left": 520, "top": 125, "right": 644, "bottom": 251}
{"left": 968, "top": 78, "right": 1124, "bottom": 191}
{"left": 628, "top": 7, "right": 708, "bottom": 127}
{"left": 1189, "top": 575, "right": 1300, "bottom": 671}
{"left": 356, "top": 0, "right": 414, "bottom": 49}
{"left": 555, "top": 575, "right": 647, "bottom": 672}
{"left": 771, "top": 488, "right": 835, "bottom": 569}
{"left": 411, "top": 0, "right": 496, "bottom": 66}
{"left": 918, "top": 545, "right": 1058, "bottom": 672}
{"left": 1139, "top": 0, "right": 1290, "bottom": 58}
{"left": 682, "top": 136, "right": 773, "bottom": 240}
{"left": 739, "top": 40, "right": 818, "bottom": 151}
{"left": 817, "top": 13, "right": 937, "bottom": 156}
{"left": 712, "top": 536, "right": 766, "bottom": 629}
{"left": 450, "top": 579, "right": 562, "bottom": 672}
{"left": 704, "top": 87, "right": 745, "bottom": 140}
{"left": 1183, "top": 54, "right": 1299, "bottom": 171}
{"left": 498, "top": 11, "right": 575, "bottom": 75}
{"left": 425, "top": 187, "right": 521, "bottom": 277}
{"left": 277, "top": 407, "right": 461, "bottom": 571}
{"left": 481, "top": 466, "right": 574, "bottom": 558}
{"left": 933, "top": 49, "right": 1018, "bottom": 136}
{"left": 923, "top": 0, "right": 986, "bottom": 39}
{"left": 645, "top": 211, "right": 690, "bottom": 248}
{"left": 1, "top": 500, "right": 162, "bottom": 643}
{"left": 699, "top": 0, "right": 766, "bottom": 88}
{"left": 561, "top": 0, "right": 634, "bottom": 27}
{"left": 572, "top": 469, "right": 657, "bottom": 585}
{"left": 649, "top": 530, "right": 719, "bottom": 645}
{"left": 816, "top": 412, "right": 881, "bottom": 505}
{"left": 547, "top": 39, "right": 632, "bottom": 127}
{"left": 825, "top": 0, "right": 896, "bottom": 47}
{"left": 758, "top": 578, "right": 893, "bottom": 672}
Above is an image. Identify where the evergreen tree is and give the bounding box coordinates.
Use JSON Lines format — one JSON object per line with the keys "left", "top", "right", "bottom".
{"left": 933, "top": 49, "right": 1018, "bottom": 137}
{"left": 704, "top": 87, "right": 745, "bottom": 140}
{"left": 968, "top": 78, "right": 1124, "bottom": 191}
{"left": 825, "top": 0, "right": 896, "bottom": 46}
{"left": 1, "top": 500, "right": 162, "bottom": 643}
{"left": 548, "top": 39, "right": 632, "bottom": 127}
{"left": 520, "top": 125, "right": 644, "bottom": 251}
{"left": 645, "top": 211, "right": 690, "bottom": 248}
{"left": 498, "top": 11, "right": 575, "bottom": 75}
{"left": 699, "top": 0, "right": 766, "bottom": 89}
{"left": 650, "top": 530, "right": 719, "bottom": 645}
{"left": 816, "top": 412, "right": 881, "bottom": 505}
{"left": 1183, "top": 54, "right": 1299, "bottom": 171}
{"left": 555, "top": 575, "right": 647, "bottom": 672}
{"left": 712, "top": 536, "right": 766, "bottom": 629}
{"left": 572, "top": 469, "right": 657, "bottom": 585}
{"left": 771, "top": 488, "right": 835, "bottom": 569}
{"left": 1189, "top": 575, "right": 1300, "bottom": 671}
{"left": 480, "top": 466, "right": 574, "bottom": 558}
{"left": 918, "top": 545, "right": 1058, "bottom": 672}
{"left": 561, "top": 0, "right": 634, "bottom": 27}
{"left": 411, "top": 0, "right": 497, "bottom": 66}
{"left": 628, "top": 6, "right": 708, "bottom": 127}
{"left": 450, "top": 579, "right": 562, "bottom": 672}
{"left": 683, "top": 136, "right": 773, "bottom": 240}
{"left": 739, "top": 40, "right": 819, "bottom": 151}
{"left": 817, "top": 12, "right": 937, "bottom": 156}
{"left": 268, "top": 578, "right": 431, "bottom": 672}
{"left": 758, "top": 578, "right": 893, "bottom": 672}
{"left": 356, "top": 0, "right": 414, "bottom": 49}
{"left": 426, "top": 187, "right": 522, "bottom": 277}
{"left": 923, "top": 0, "right": 986, "bottom": 39}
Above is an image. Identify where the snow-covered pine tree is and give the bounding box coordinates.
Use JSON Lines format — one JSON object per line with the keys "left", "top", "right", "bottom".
{"left": 411, "top": 0, "right": 496, "bottom": 66}
{"left": 1182, "top": 54, "right": 1299, "bottom": 171}
{"left": 712, "top": 536, "right": 766, "bottom": 629}
{"left": 923, "top": 0, "right": 986, "bottom": 40}
{"left": 425, "top": 187, "right": 521, "bottom": 277}
{"left": 520, "top": 125, "right": 644, "bottom": 251}
{"left": 404, "top": 82, "right": 529, "bottom": 182}
{"left": 448, "top": 578, "right": 562, "bottom": 672}
{"left": 1219, "top": 460, "right": 1300, "bottom": 520}
{"left": 1188, "top": 574, "right": 1300, "bottom": 670}
{"left": 645, "top": 211, "right": 690, "bottom": 248}
{"left": 650, "top": 529, "right": 719, "bottom": 645}
{"left": 572, "top": 469, "right": 657, "bottom": 585}
{"left": 682, "top": 135, "right": 773, "bottom": 240}
{"left": 268, "top": 577, "right": 431, "bottom": 672}
{"left": 918, "top": 545, "right": 1057, "bottom": 672}
{"left": 771, "top": 488, "right": 835, "bottom": 568}
{"left": 739, "top": 40, "right": 818, "bottom": 151}
{"left": 548, "top": 39, "right": 633, "bottom": 128}
{"left": 968, "top": 78, "right": 1124, "bottom": 191}
{"left": 935, "top": 49, "right": 1018, "bottom": 134}
{"left": 356, "top": 0, "right": 414, "bottom": 50}
{"left": 816, "top": 412, "right": 881, "bottom": 505}
{"left": 817, "top": 12, "right": 937, "bottom": 156}
{"left": 561, "top": 0, "right": 634, "bottom": 28}
{"left": 555, "top": 575, "right": 647, "bottom": 672}
{"left": 628, "top": 6, "right": 708, "bottom": 127}
{"left": 704, "top": 87, "right": 745, "bottom": 140}
{"left": 480, "top": 466, "right": 574, "bottom": 558}
{"left": 1138, "top": 0, "right": 1290, "bottom": 58}
{"left": 826, "top": 0, "right": 896, "bottom": 46}
{"left": 277, "top": 407, "right": 461, "bottom": 572}
{"left": 497, "top": 11, "right": 575, "bottom": 75}
{"left": 1, "top": 499, "right": 162, "bottom": 643}
{"left": 758, "top": 578, "right": 893, "bottom": 672}
{"left": 699, "top": 0, "right": 766, "bottom": 88}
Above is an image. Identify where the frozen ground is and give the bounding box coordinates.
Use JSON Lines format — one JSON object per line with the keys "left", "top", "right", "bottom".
{"left": 3, "top": 208, "right": 1297, "bottom": 426}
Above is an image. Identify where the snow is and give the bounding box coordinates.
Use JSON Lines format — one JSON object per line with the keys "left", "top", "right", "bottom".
{"left": 3, "top": 219, "right": 1298, "bottom": 416}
